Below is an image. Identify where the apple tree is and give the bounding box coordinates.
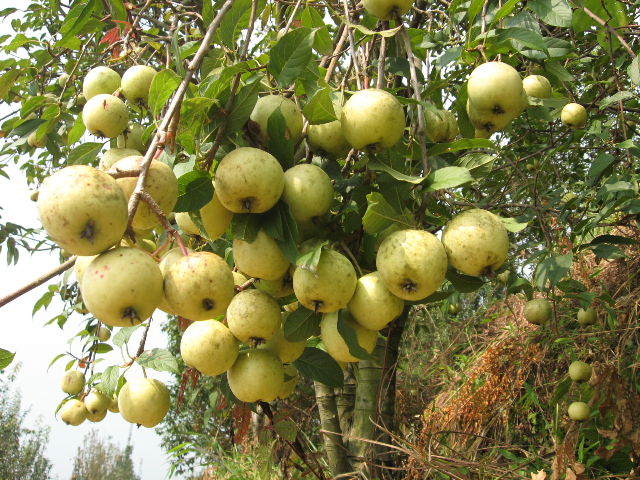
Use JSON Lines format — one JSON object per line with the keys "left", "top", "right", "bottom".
{"left": 1, "top": 0, "right": 640, "bottom": 477}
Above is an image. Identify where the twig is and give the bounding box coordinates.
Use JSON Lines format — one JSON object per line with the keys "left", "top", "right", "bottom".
{"left": 0, "top": 257, "right": 77, "bottom": 309}
{"left": 397, "top": 20, "right": 429, "bottom": 174}
{"left": 343, "top": 0, "right": 363, "bottom": 90}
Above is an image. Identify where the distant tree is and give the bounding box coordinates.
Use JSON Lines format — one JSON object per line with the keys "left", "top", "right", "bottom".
{"left": 0, "top": 368, "right": 53, "bottom": 480}
{"left": 69, "top": 429, "right": 140, "bottom": 480}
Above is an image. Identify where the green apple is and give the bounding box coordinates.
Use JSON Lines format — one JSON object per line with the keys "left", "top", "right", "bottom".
{"left": 117, "top": 123, "right": 148, "bottom": 152}
{"left": 118, "top": 378, "right": 171, "bottom": 428}
{"left": 363, "top": 0, "right": 413, "bottom": 20}
{"left": 28, "top": 131, "right": 48, "bottom": 148}
{"left": 568, "top": 401, "right": 590, "bottom": 421}
{"left": 98, "top": 148, "right": 142, "bottom": 171}
{"left": 60, "top": 399, "right": 88, "bottom": 426}
{"left": 320, "top": 309, "right": 378, "bottom": 363}
{"left": 250, "top": 95, "right": 303, "bottom": 144}
{"left": 467, "top": 62, "right": 524, "bottom": 115}
{"left": 281, "top": 164, "right": 334, "bottom": 223}
{"left": 522, "top": 75, "right": 552, "bottom": 99}
{"left": 121, "top": 65, "right": 157, "bottom": 105}
{"left": 226, "top": 289, "right": 281, "bottom": 346}
{"left": 227, "top": 349, "right": 284, "bottom": 403}
{"left": 61, "top": 370, "right": 85, "bottom": 395}
{"left": 82, "top": 94, "right": 129, "bottom": 138}
{"left": 233, "top": 228, "right": 290, "bottom": 281}
{"left": 561, "top": 103, "right": 587, "bottom": 129}
{"left": 568, "top": 361, "right": 592, "bottom": 382}
{"left": 347, "top": 271, "right": 404, "bottom": 330}
{"left": 523, "top": 298, "right": 552, "bottom": 325}
{"left": 83, "top": 66, "right": 121, "bottom": 100}
{"left": 180, "top": 320, "right": 239, "bottom": 376}
{"left": 577, "top": 307, "right": 597, "bottom": 326}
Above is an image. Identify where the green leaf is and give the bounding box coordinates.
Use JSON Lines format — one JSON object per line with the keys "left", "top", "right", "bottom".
{"left": 468, "top": 0, "right": 487, "bottom": 24}
{"left": 181, "top": 97, "right": 217, "bottom": 126}
{"left": 171, "top": 28, "right": 183, "bottom": 77}
{"left": 599, "top": 91, "right": 634, "bottom": 110}
{"left": 586, "top": 152, "right": 615, "bottom": 185}
{"left": 302, "top": 87, "right": 337, "bottom": 125}
{"left": 101, "top": 365, "right": 119, "bottom": 396}
{"left": 284, "top": 306, "right": 322, "bottom": 342}
{"left": 424, "top": 166, "right": 474, "bottom": 192}
{"left": 501, "top": 217, "right": 529, "bottom": 232}
{"left": 136, "top": 348, "right": 180, "bottom": 374}
{"left": 226, "top": 78, "right": 263, "bottom": 134}
{"left": 529, "top": 0, "right": 572, "bottom": 27}
{"left": 586, "top": 234, "right": 639, "bottom": 246}
{"left": 301, "top": 8, "right": 333, "bottom": 55}
{"left": 47, "top": 353, "right": 67, "bottom": 371}
{"left": 266, "top": 106, "right": 295, "bottom": 170}
{"left": 362, "top": 192, "right": 397, "bottom": 234}
{"left": 149, "top": 69, "right": 182, "bottom": 117}
{"left": 261, "top": 201, "right": 298, "bottom": 264}
{"left": 544, "top": 60, "right": 575, "bottom": 82}
{"left": 112, "top": 324, "right": 143, "bottom": 348}
{"left": 498, "top": 27, "right": 548, "bottom": 54}
{"left": 293, "top": 347, "right": 343, "bottom": 388}
{"left": 174, "top": 170, "right": 214, "bottom": 212}
{"left": 67, "top": 142, "right": 103, "bottom": 166}
{"left": 589, "top": 244, "right": 625, "bottom": 259}
{"left": 230, "top": 213, "right": 261, "bottom": 242}
{"left": 535, "top": 252, "right": 573, "bottom": 291}
{"left": 0, "top": 348, "right": 15, "bottom": 369}
{"left": 337, "top": 310, "right": 377, "bottom": 361}
{"left": 296, "top": 240, "right": 328, "bottom": 275}
{"left": 446, "top": 268, "right": 486, "bottom": 293}
{"left": 339, "top": 17, "right": 402, "bottom": 37}
{"left": 218, "top": 0, "right": 254, "bottom": 49}
{"left": 491, "top": 0, "right": 521, "bottom": 27}
{"left": 273, "top": 417, "right": 297, "bottom": 442}
{"left": 0, "top": 69, "right": 20, "bottom": 101}
{"left": 404, "top": 290, "right": 454, "bottom": 305}
{"left": 549, "top": 377, "right": 572, "bottom": 408}
{"left": 452, "top": 153, "right": 496, "bottom": 180}
{"left": 427, "top": 138, "right": 495, "bottom": 156}
{"left": 55, "top": 0, "right": 98, "bottom": 48}
{"left": 269, "top": 28, "right": 315, "bottom": 87}
{"left": 67, "top": 112, "right": 86, "bottom": 145}
{"left": 368, "top": 155, "right": 423, "bottom": 184}
{"left": 628, "top": 56, "right": 640, "bottom": 86}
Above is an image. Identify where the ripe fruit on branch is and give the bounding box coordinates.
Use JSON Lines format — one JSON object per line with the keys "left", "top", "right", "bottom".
{"left": 449, "top": 303, "right": 461, "bottom": 315}
{"left": 306, "top": 106, "right": 351, "bottom": 159}
{"left": 442, "top": 209, "right": 509, "bottom": 276}
{"left": 526, "top": 159, "right": 541, "bottom": 172}
{"left": 97, "top": 327, "right": 111, "bottom": 342}
{"left": 363, "top": 0, "right": 413, "bottom": 20}
{"left": 175, "top": 212, "right": 199, "bottom": 235}
{"left": 577, "top": 307, "right": 597, "bottom": 326}
{"left": 561, "top": 103, "right": 587, "bottom": 129}
{"left": 233, "top": 228, "right": 290, "bottom": 281}
{"left": 164, "top": 251, "right": 235, "bottom": 320}
{"left": 200, "top": 190, "right": 234, "bottom": 241}
{"left": 61, "top": 370, "right": 85, "bottom": 395}
{"left": 467, "top": 62, "right": 524, "bottom": 116}
{"left": 58, "top": 73, "right": 71, "bottom": 88}
{"left": 376, "top": 229, "right": 448, "bottom": 300}
{"left": 569, "top": 361, "right": 592, "bottom": 382}
{"left": 321, "top": 309, "right": 378, "bottom": 363}
{"left": 523, "top": 298, "right": 552, "bottom": 325}
{"left": 568, "top": 402, "right": 591, "bottom": 421}
{"left": 86, "top": 408, "right": 107, "bottom": 423}
{"left": 425, "top": 108, "right": 459, "bottom": 143}
{"left": 347, "top": 272, "right": 404, "bottom": 330}
{"left": 112, "top": 156, "right": 179, "bottom": 230}
{"left": 82, "top": 94, "right": 129, "bottom": 138}
{"left": 99, "top": 148, "right": 142, "bottom": 171}
{"left": 84, "top": 390, "right": 109, "bottom": 415}
{"left": 466, "top": 99, "right": 512, "bottom": 135}
{"left": 250, "top": 95, "right": 303, "bottom": 144}
{"left": 180, "top": 320, "right": 239, "bottom": 376}
{"left": 260, "top": 313, "right": 306, "bottom": 363}
{"left": 117, "top": 123, "right": 148, "bottom": 152}
{"left": 293, "top": 248, "right": 357, "bottom": 313}
{"left": 60, "top": 399, "right": 88, "bottom": 426}
{"left": 341, "top": 88, "right": 405, "bottom": 153}
{"left": 281, "top": 164, "right": 334, "bottom": 223}
{"left": 121, "top": 65, "right": 157, "bottom": 105}
{"left": 28, "top": 131, "right": 47, "bottom": 148}
{"left": 254, "top": 267, "right": 294, "bottom": 298}
{"left": 227, "top": 349, "right": 284, "bottom": 403}
{"left": 74, "top": 255, "right": 99, "bottom": 292}
{"left": 83, "top": 66, "right": 121, "bottom": 100}
{"left": 522, "top": 75, "right": 552, "bottom": 99}
{"left": 118, "top": 378, "right": 171, "bottom": 428}
{"left": 107, "top": 394, "right": 119, "bottom": 413}
{"left": 214, "top": 147, "right": 285, "bottom": 213}
{"left": 226, "top": 289, "right": 281, "bottom": 346}
{"left": 37, "top": 165, "right": 129, "bottom": 256}
{"left": 82, "top": 247, "right": 164, "bottom": 327}
{"left": 157, "top": 247, "right": 194, "bottom": 314}
{"left": 279, "top": 364, "right": 299, "bottom": 399}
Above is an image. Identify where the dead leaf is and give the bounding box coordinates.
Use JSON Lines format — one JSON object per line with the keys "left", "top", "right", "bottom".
{"left": 565, "top": 467, "right": 577, "bottom": 480}
{"left": 531, "top": 470, "right": 547, "bottom": 480}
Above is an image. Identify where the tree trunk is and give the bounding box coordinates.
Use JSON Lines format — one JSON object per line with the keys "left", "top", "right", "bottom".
{"left": 314, "top": 381, "right": 351, "bottom": 477}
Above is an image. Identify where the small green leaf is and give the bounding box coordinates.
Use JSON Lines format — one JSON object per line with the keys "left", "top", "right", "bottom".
{"left": 0, "top": 348, "right": 15, "bottom": 369}
{"left": 599, "top": 91, "right": 634, "bottom": 110}
{"left": 136, "top": 348, "right": 180, "bottom": 374}
{"left": 501, "top": 217, "right": 529, "bottom": 232}
{"left": 101, "top": 365, "right": 120, "bottom": 396}
{"left": 528, "top": 0, "right": 572, "bottom": 27}
{"left": 362, "top": 192, "right": 397, "bottom": 234}
{"left": 266, "top": 106, "right": 295, "bottom": 170}
{"left": 368, "top": 155, "right": 423, "bottom": 184}
{"left": 296, "top": 240, "right": 329, "bottom": 275}
{"left": 302, "top": 87, "right": 337, "bottom": 125}
{"left": 535, "top": 252, "right": 573, "bottom": 291}
{"left": 549, "top": 377, "right": 572, "bottom": 408}
{"left": 269, "top": 28, "right": 315, "bottom": 87}
{"left": 427, "top": 138, "right": 495, "bottom": 156}
{"left": 424, "top": 166, "right": 474, "bottom": 192}
{"left": 446, "top": 267, "right": 486, "bottom": 293}
{"left": 112, "top": 324, "right": 143, "bottom": 348}
{"left": 230, "top": 213, "right": 261, "bottom": 242}
{"left": 149, "top": 69, "right": 182, "bottom": 117}
{"left": 273, "top": 417, "right": 297, "bottom": 442}
{"left": 453, "top": 153, "right": 496, "bottom": 180}
{"left": 337, "top": 310, "right": 377, "bottom": 361}
{"left": 67, "top": 142, "right": 103, "bottom": 166}
{"left": 67, "top": 112, "right": 86, "bottom": 145}
{"left": 0, "top": 69, "right": 20, "bottom": 101}
{"left": 293, "top": 347, "right": 343, "bottom": 389}
{"left": 284, "top": 306, "right": 322, "bottom": 342}
{"left": 174, "top": 170, "right": 214, "bottom": 212}
{"left": 55, "top": 0, "right": 98, "bottom": 48}
{"left": 226, "top": 78, "right": 262, "bottom": 134}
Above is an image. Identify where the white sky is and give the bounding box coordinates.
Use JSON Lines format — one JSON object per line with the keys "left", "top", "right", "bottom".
{"left": 0, "top": 4, "right": 182, "bottom": 480}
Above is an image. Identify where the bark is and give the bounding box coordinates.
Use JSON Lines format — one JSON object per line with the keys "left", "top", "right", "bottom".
{"left": 336, "top": 364, "right": 356, "bottom": 446}
{"left": 314, "top": 381, "right": 351, "bottom": 477}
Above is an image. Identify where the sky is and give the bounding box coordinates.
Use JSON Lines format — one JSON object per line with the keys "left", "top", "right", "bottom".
{"left": 0, "top": 4, "right": 183, "bottom": 480}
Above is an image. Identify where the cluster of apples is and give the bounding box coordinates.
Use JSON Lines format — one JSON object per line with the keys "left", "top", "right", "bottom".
{"left": 59, "top": 367, "right": 171, "bottom": 428}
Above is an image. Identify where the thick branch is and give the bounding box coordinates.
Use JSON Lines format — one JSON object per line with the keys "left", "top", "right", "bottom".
{"left": 315, "top": 381, "right": 352, "bottom": 476}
